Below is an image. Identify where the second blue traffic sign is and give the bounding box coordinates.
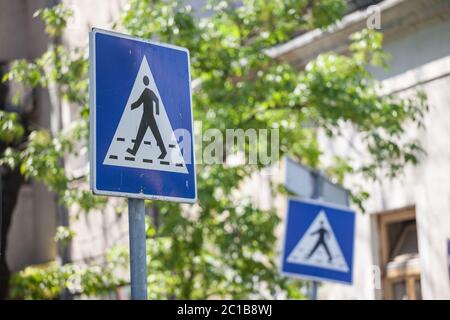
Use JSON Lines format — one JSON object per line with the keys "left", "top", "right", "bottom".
{"left": 281, "top": 198, "right": 356, "bottom": 284}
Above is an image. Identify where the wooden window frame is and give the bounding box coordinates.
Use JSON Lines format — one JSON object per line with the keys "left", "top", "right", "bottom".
{"left": 376, "top": 205, "right": 421, "bottom": 300}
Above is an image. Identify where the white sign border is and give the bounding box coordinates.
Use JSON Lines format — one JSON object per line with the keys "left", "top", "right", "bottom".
{"left": 89, "top": 28, "right": 197, "bottom": 203}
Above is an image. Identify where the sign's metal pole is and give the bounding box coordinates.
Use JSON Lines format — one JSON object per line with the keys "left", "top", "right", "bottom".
{"left": 308, "top": 171, "right": 323, "bottom": 301}
{"left": 128, "top": 198, "right": 148, "bottom": 300}
{"left": 310, "top": 281, "right": 318, "bottom": 300}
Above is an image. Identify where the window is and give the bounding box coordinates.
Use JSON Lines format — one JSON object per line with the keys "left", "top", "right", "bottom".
{"left": 377, "top": 206, "right": 421, "bottom": 300}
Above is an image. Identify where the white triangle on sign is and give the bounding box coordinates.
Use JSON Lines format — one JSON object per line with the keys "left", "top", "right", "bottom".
{"left": 103, "top": 56, "right": 188, "bottom": 174}
{"left": 287, "top": 210, "right": 349, "bottom": 272}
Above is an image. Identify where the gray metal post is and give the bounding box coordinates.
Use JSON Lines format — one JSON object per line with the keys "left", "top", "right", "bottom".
{"left": 128, "top": 198, "right": 148, "bottom": 300}
{"left": 310, "top": 281, "right": 318, "bottom": 300}
{"left": 308, "top": 171, "right": 323, "bottom": 300}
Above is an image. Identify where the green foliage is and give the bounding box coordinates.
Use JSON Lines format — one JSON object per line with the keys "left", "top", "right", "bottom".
{"left": 300, "top": 36, "right": 428, "bottom": 181}
{"left": 350, "top": 29, "right": 390, "bottom": 68}
{"left": 11, "top": 264, "right": 66, "bottom": 300}
{"left": 54, "top": 226, "right": 76, "bottom": 247}
{"left": 309, "top": 0, "right": 347, "bottom": 29}
{"left": 145, "top": 198, "right": 289, "bottom": 299}
{"left": 19, "top": 130, "right": 68, "bottom": 190}
{"left": 3, "top": 0, "right": 428, "bottom": 300}
{"left": 0, "top": 111, "right": 25, "bottom": 144}
{"left": 33, "top": 3, "right": 73, "bottom": 37}
{"left": 2, "top": 60, "right": 43, "bottom": 88}
{"left": 3, "top": 45, "right": 89, "bottom": 105}
{"left": 10, "top": 246, "right": 128, "bottom": 300}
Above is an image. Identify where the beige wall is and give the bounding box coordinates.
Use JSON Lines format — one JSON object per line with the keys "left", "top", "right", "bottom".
{"left": 389, "top": 73, "right": 450, "bottom": 299}
{"left": 7, "top": 183, "right": 57, "bottom": 272}
{"left": 0, "top": 0, "right": 51, "bottom": 61}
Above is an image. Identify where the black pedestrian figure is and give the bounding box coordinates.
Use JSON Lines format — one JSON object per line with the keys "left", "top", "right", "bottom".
{"left": 126, "top": 76, "right": 167, "bottom": 159}
{"left": 306, "top": 221, "right": 333, "bottom": 262}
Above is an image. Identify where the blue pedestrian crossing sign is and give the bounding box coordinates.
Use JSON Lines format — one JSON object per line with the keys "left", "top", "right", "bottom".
{"left": 281, "top": 198, "right": 355, "bottom": 284}
{"left": 89, "top": 28, "right": 196, "bottom": 202}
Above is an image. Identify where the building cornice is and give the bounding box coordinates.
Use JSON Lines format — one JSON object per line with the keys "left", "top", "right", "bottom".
{"left": 268, "top": 0, "right": 450, "bottom": 70}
